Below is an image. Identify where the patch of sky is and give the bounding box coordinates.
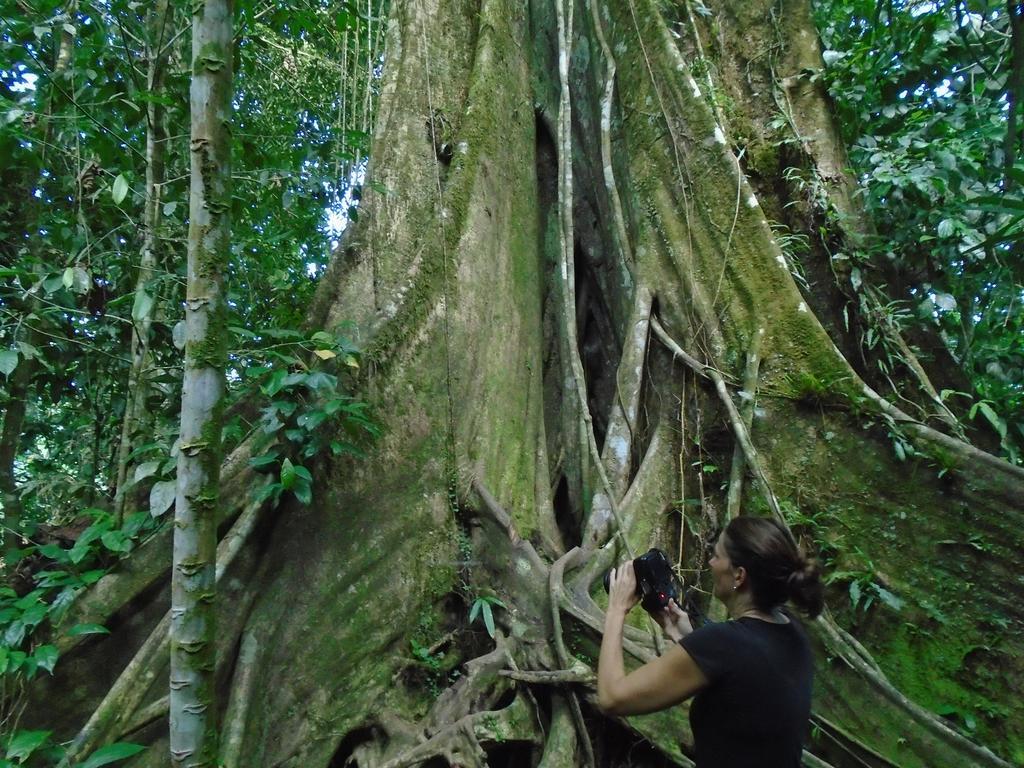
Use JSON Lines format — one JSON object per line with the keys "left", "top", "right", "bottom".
{"left": 908, "top": 0, "right": 938, "bottom": 18}
{"left": 323, "top": 159, "right": 367, "bottom": 245}
{"left": 9, "top": 69, "right": 38, "bottom": 93}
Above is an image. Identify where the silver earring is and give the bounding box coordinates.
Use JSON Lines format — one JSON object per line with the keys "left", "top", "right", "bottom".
{"left": 732, "top": 584, "right": 738, "bottom": 591}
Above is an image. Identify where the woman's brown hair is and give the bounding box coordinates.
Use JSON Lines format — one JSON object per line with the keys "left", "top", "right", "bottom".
{"left": 722, "top": 517, "right": 824, "bottom": 618}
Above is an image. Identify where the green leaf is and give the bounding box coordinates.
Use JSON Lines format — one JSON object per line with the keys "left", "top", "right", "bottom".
{"left": 252, "top": 482, "right": 283, "bottom": 504}
{"left": 149, "top": 480, "right": 176, "bottom": 517}
{"left": 849, "top": 580, "right": 862, "bottom": 609}
{"left": 78, "top": 742, "right": 148, "bottom": 768}
{"left": 101, "top": 531, "right": 131, "bottom": 554}
{"left": 73, "top": 267, "right": 91, "bottom": 293}
{"left": 975, "top": 402, "right": 1007, "bottom": 440}
{"left": 15, "top": 342, "right": 37, "bottom": 360}
{"left": 67, "top": 623, "right": 111, "bottom": 637}
{"left": 80, "top": 570, "right": 107, "bottom": 585}
{"left": 291, "top": 464, "right": 312, "bottom": 482}
{"left": 893, "top": 440, "right": 906, "bottom": 462}
{"left": 482, "top": 602, "right": 495, "bottom": 639}
{"left": 43, "top": 274, "right": 65, "bottom": 294}
{"left": 3, "top": 621, "right": 24, "bottom": 648}
{"left": 172, "top": 320, "right": 186, "bottom": 350}
{"left": 968, "top": 195, "right": 1024, "bottom": 213}
{"left": 280, "top": 458, "right": 296, "bottom": 490}
{"left": 21, "top": 602, "right": 47, "bottom": 627}
{"left": 469, "top": 599, "right": 482, "bottom": 625}
{"left": 5, "top": 730, "right": 50, "bottom": 763}
{"left": 262, "top": 369, "right": 288, "bottom": 396}
{"left": 297, "top": 410, "right": 327, "bottom": 431}
{"left": 132, "top": 288, "right": 155, "bottom": 324}
{"left": 6, "top": 651, "right": 26, "bottom": 673}
{"left": 293, "top": 478, "right": 312, "bottom": 505}
{"left": 33, "top": 645, "right": 59, "bottom": 674}
{"left": 249, "top": 452, "right": 279, "bottom": 469}
{"left": 872, "top": 585, "right": 905, "bottom": 612}
{"left": 133, "top": 461, "right": 161, "bottom": 484}
{"left": 0, "top": 350, "right": 17, "bottom": 377}
{"left": 112, "top": 174, "right": 129, "bottom": 205}
{"left": 163, "top": 201, "right": 177, "bottom": 216}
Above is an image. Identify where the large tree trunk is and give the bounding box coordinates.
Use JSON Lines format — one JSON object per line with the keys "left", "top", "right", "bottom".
{"left": 29, "top": 0, "right": 1024, "bottom": 766}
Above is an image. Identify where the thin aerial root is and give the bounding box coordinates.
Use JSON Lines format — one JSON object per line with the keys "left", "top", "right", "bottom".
{"left": 553, "top": 0, "right": 630, "bottom": 557}
{"left": 553, "top": 551, "right": 657, "bottom": 663}
{"left": 585, "top": 287, "right": 653, "bottom": 549}
{"left": 471, "top": 478, "right": 547, "bottom": 572}
{"left": 58, "top": 613, "right": 171, "bottom": 768}
{"left": 801, "top": 751, "right": 839, "bottom": 768}
{"left": 118, "top": 694, "right": 168, "bottom": 739}
{"left": 424, "top": 641, "right": 515, "bottom": 735}
{"left": 500, "top": 667, "right": 594, "bottom": 685}
{"left": 537, "top": 695, "right": 580, "bottom": 767}
{"left": 549, "top": 549, "right": 585, "bottom": 673}
{"left": 650, "top": 317, "right": 785, "bottom": 523}
{"left": 219, "top": 630, "right": 260, "bottom": 767}
{"left": 725, "top": 326, "right": 764, "bottom": 521}
{"left": 548, "top": 548, "right": 596, "bottom": 768}
{"left": 587, "top": 0, "right": 635, "bottom": 278}
{"left": 378, "top": 694, "right": 540, "bottom": 768}
{"left": 533, "top": 424, "right": 566, "bottom": 558}
{"left": 565, "top": 690, "right": 596, "bottom": 768}
{"left": 617, "top": 419, "right": 672, "bottom": 540}
{"left": 809, "top": 713, "right": 892, "bottom": 768}
{"left": 859, "top": 382, "right": 1024, "bottom": 486}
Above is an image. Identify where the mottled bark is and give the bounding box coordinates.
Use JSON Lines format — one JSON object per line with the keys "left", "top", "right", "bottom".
{"left": 170, "top": 0, "right": 232, "bottom": 764}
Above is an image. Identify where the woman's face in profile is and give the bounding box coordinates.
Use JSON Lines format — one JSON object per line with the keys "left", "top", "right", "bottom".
{"left": 709, "top": 535, "right": 734, "bottom": 602}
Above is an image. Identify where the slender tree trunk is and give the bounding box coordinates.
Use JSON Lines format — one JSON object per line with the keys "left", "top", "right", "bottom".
{"left": 169, "top": 0, "right": 232, "bottom": 764}
{"left": 112, "top": 0, "right": 173, "bottom": 524}
{"left": 1006, "top": 0, "right": 1024, "bottom": 189}
{"left": 0, "top": 348, "right": 33, "bottom": 539}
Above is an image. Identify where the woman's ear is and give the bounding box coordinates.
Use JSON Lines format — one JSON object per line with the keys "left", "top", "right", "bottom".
{"left": 733, "top": 565, "right": 747, "bottom": 589}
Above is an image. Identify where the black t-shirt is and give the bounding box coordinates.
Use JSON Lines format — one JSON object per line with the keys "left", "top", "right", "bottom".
{"left": 678, "top": 613, "right": 812, "bottom": 768}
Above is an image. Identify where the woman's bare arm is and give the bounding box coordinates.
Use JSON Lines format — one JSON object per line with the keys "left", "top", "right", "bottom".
{"left": 597, "top": 563, "right": 708, "bottom": 716}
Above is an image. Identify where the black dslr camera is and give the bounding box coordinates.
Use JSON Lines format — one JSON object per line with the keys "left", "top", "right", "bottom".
{"left": 603, "top": 548, "right": 683, "bottom": 614}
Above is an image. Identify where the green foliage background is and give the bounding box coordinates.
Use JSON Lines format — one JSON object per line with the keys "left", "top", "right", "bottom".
{"left": 815, "top": 0, "right": 1023, "bottom": 460}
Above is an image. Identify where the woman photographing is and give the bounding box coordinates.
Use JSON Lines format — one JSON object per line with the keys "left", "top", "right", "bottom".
{"left": 597, "top": 517, "right": 824, "bottom": 767}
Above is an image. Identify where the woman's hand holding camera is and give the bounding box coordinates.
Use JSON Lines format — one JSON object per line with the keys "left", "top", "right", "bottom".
{"left": 654, "top": 599, "right": 694, "bottom": 642}
{"left": 607, "top": 561, "right": 641, "bottom": 615}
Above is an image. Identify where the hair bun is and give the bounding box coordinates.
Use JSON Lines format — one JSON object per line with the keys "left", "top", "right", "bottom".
{"left": 785, "top": 559, "right": 824, "bottom": 618}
